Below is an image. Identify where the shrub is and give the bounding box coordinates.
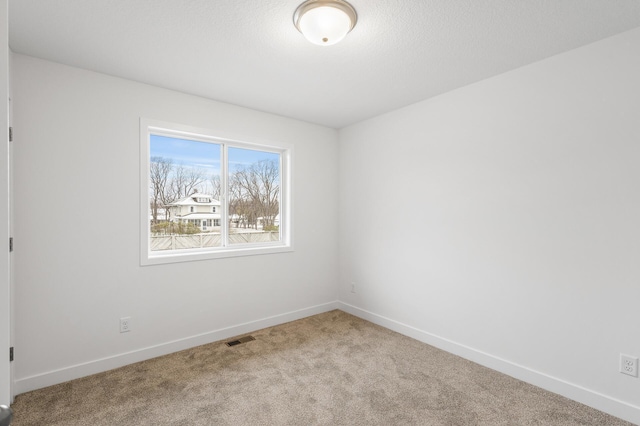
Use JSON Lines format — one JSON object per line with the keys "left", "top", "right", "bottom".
{"left": 151, "top": 221, "right": 201, "bottom": 235}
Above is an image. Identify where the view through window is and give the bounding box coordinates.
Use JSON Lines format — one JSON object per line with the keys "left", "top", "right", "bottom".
{"left": 141, "top": 121, "right": 290, "bottom": 264}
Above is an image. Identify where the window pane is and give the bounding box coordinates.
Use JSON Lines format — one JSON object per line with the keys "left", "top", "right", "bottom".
{"left": 149, "top": 135, "right": 222, "bottom": 251}
{"left": 228, "top": 147, "right": 281, "bottom": 245}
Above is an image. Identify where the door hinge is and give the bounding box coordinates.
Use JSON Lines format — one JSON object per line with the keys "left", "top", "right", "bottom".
{"left": 9, "top": 237, "right": 12, "bottom": 252}
{"left": 9, "top": 347, "right": 13, "bottom": 362}
{"left": 9, "top": 127, "right": 12, "bottom": 142}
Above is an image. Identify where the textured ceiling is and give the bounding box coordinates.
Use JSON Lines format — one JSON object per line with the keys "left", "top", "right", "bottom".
{"left": 8, "top": 0, "right": 640, "bottom": 129}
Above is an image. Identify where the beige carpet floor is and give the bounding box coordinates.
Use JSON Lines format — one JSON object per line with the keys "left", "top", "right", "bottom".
{"left": 10, "top": 310, "right": 632, "bottom": 425}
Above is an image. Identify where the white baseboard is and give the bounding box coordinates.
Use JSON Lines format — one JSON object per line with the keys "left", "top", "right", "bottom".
{"left": 337, "top": 302, "right": 640, "bottom": 426}
{"left": 14, "top": 301, "right": 339, "bottom": 395}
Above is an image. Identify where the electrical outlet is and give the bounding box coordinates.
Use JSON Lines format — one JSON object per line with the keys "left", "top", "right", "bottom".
{"left": 620, "top": 354, "right": 638, "bottom": 377}
{"left": 120, "top": 317, "right": 131, "bottom": 333}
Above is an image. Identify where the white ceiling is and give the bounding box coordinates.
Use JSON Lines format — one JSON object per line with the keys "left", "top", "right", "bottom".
{"left": 8, "top": 1, "right": 640, "bottom": 129}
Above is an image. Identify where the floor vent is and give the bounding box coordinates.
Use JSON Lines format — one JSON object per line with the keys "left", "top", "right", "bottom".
{"left": 226, "top": 335, "right": 256, "bottom": 347}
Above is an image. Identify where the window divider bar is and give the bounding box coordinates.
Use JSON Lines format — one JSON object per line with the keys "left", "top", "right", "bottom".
{"left": 220, "top": 144, "right": 229, "bottom": 248}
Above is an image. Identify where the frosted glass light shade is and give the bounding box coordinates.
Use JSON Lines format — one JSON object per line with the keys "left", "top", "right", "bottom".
{"left": 294, "top": 0, "right": 357, "bottom": 46}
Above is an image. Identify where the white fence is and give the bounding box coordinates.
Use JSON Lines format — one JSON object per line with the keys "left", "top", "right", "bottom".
{"left": 150, "top": 232, "right": 279, "bottom": 251}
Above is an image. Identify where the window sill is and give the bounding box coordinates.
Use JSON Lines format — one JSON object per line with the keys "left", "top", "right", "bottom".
{"left": 141, "top": 244, "right": 293, "bottom": 266}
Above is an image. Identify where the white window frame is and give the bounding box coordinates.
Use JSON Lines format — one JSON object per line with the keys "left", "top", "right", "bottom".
{"left": 140, "top": 118, "right": 293, "bottom": 265}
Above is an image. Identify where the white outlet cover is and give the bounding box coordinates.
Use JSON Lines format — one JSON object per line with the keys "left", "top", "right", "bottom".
{"left": 620, "top": 354, "right": 638, "bottom": 377}
{"left": 120, "top": 317, "right": 132, "bottom": 333}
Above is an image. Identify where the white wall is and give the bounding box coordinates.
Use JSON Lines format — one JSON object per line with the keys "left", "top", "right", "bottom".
{"left": 11, "top": 54, "right": 339, "bottom": 392}
{"left": 338, "top": 27, "right": 640, "bottom": 423}
{"left": 0, "top": 0, "right": 10, "bottom": 406}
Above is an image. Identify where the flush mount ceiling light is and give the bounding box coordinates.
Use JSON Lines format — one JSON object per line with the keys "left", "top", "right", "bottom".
{"left": 293, "top": 0, "right": 357, "bottom": 46}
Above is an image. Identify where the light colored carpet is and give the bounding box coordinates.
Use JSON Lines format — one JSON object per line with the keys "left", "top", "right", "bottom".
{"left": 10, "top": 310, "right": 632, "bottom": 425}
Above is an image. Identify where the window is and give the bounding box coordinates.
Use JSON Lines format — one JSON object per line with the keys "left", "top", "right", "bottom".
{"left": 140, "top": 119, "right": 292, "bottom": 265}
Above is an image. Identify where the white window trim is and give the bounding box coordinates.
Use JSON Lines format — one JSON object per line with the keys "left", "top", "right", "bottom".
{"left": 140, "top": 118, "right": 293, "bottom": 266}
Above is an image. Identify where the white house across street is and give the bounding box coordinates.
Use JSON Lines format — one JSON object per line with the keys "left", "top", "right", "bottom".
{"left": 168, "top": 192, "right": 221, "bottom": 231}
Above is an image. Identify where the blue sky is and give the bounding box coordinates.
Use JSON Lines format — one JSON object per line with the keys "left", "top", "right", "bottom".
{"left": 150, "top": 135, "right": 279, "bottom": 172}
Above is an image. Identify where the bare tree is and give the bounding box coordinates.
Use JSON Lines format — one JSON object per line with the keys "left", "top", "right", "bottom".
{"left": 149, "top": 156, "right": 173, "bottom": 224}
{"left": 228, "top": 175, "right": 248, "bottom": 228}
{"left": 230, "top": 159, "right": 279, "bottom": 229}
{"left": 171, "top": 164, "right": 205, "bottom": 200}
{"left": 254, "top": 159, "right": 280, "bottom": 227}
{"left": 150, "top": 158, "right": 210, "bottom": 227}
{"left": 207, "top": 174, "right": 221, "bottom": 201}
